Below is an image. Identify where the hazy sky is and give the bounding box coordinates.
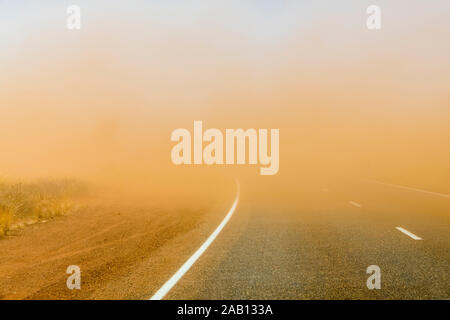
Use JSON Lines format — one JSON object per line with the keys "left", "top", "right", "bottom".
{"left": 0, "top": 1, "right": 449, "bottom": 192}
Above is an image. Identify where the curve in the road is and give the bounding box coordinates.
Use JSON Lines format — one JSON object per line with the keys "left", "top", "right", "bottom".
{"left": 149, "top": 180, "right": 240, "bottom": 300}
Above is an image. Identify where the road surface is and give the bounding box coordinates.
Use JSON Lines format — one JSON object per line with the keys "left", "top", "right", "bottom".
{"left": 0, "top": 178, "right": 448, "bottom": 299}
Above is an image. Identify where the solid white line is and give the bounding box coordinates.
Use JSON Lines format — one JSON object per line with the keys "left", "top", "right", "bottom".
{"left": 149, "top": 181, "right": 240, "bottom": 300}
{"left": 349, "top": 201, "right": 361, "bottom": 208}
{"left": 373, "top": 181, "right": 450, "bottom": 199}
{"left": 395, "top": 227, "right": 422, "bottom": 240}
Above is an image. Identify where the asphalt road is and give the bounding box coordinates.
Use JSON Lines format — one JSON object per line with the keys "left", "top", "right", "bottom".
{"left": 0, "top": 178, "right": 448, "bottom": 299}
{"left": 158, "top": 179, "right": 450, "bottom": 299}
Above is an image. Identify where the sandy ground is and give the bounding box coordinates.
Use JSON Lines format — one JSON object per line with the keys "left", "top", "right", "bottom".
{"left": 0, "top": 191, "right": 233, "bottom": 299}
{"left": 0, "top": 177, "right": 448, "bottom": 300}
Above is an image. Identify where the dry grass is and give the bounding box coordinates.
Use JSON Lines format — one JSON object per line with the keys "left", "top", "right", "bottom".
{"left": 0, "top": 179, "right": 86, "bottom": 237}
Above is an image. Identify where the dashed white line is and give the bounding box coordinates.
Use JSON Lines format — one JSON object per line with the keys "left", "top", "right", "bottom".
{"left": 395, "top": 227, "right": 422, "bottom": 240}
{"left": 349, "top": 201, "right": 362, "bottom": 208}
{"left": 149, "top": 180, "right": 240, "bottom": 300}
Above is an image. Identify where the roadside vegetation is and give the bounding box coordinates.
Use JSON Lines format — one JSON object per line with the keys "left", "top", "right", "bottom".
{"left": 0, "top": 179, "right": 86, "bottom": 237}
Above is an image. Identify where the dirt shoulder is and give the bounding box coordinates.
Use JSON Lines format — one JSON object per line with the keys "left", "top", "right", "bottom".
{"left": 0, "top": 194, "right": 232, "bottom": 299}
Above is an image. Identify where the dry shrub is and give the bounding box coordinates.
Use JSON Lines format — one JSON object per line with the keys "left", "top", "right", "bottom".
{"left": 0, "top": 179, "right": 86, "bottom": 236}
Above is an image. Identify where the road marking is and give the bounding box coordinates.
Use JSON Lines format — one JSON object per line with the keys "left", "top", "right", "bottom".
{"left": 349, "top": 201, "right": 361, "bottom": 208}
{"left": 395, "top": 227, "right": 422, "bottom": 240}
{"left": 373, "top": 181, "right": 450, "bottom": 199}
{"left": 150, "top": 181, "right": 240, "bottom": 300}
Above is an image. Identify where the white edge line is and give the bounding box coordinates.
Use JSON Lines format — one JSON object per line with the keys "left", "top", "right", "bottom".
{"left": 349, "top": 201, "right": 361, "bottom": 208}
{"left": 149, "top": 181, "right": 240, "bottom": 300}
{"left": 395, "top": 227, "right": 422, "bottom": 240}
{"left": 372, "top": 181, "right": 450, "bottom": 199}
